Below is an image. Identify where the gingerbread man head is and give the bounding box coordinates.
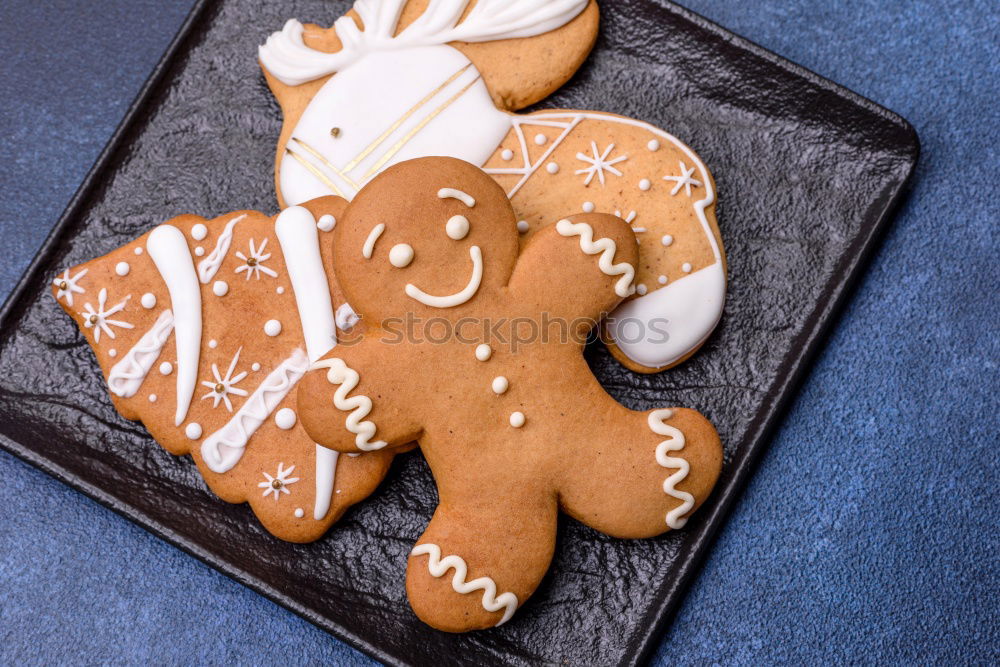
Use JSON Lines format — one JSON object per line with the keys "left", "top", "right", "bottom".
{"left": 298, "top": 157, "right": 722, "bottom": 632}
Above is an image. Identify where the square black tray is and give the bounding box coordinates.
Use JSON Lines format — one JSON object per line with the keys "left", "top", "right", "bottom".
{"left": 0, "top": 0, "right": 918, "bottom": 664}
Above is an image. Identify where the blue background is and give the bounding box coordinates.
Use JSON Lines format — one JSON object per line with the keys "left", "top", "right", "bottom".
{"left": 1, "top": 0, "right": 996, "bottom": 663}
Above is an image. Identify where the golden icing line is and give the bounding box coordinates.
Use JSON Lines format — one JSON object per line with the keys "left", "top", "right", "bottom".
{"left": 364, "top": 76, "right": 482, "bottom": 179}
{"left": 291, "top": 137, "right": 360, "bottom": 190}
{"left": 285, "top": 148, "right": 347, "bottom": 199}
{"left": 342, "top": 62, "right": 474, "bottom": 173}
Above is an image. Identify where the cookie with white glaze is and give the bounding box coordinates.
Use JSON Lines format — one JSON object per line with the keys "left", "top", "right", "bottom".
{"left": 296, "top": 157, "right": 723, "bottom": 631}
{"left": 51, "top": 197, "right": 396, "bottom": 542}
{"left": 259, "top": 0, "right": 727, "bottom": 373}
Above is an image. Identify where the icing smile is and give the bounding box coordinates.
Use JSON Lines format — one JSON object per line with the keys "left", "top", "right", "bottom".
{"left": 405, "top": 246, "right": 483, "bottom": 308}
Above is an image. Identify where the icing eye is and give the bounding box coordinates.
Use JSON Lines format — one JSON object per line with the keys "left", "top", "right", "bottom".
{"left": 389, "top": 243, "right": 415, "bottom": 268}
{"left": 446, "top": 215, "right": 470, "bottom": 241}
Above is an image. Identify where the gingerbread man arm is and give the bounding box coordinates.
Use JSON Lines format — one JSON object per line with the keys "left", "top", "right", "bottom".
{"left": 506, "top": 213, "right": 639, "bottom": 327}
{"left": 297, "top": 333, "right": 423, "bottom": 455}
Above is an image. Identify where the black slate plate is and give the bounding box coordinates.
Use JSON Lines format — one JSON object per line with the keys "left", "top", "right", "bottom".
{"left": 0, "top": 0, "right": 918, "bottom": 664}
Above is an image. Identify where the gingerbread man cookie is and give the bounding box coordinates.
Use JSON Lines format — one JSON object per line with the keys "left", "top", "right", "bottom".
{"left": 51, "top": 198, "right": 397, "bottom": 542}
{"left": 259, "top": 0, "right": 727, "bottom": 374}
{"left": 297, "top": 157, "right": 723, "bottom": 631}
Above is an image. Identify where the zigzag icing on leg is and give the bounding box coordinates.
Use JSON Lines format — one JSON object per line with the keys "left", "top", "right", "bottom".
{"left": 410, "top": 543, "right": 519, "bottom": 626}
{"left": 648, "top": 409, "right": 694, "bottom": 529}
{"left": 555, "top": 219, "right": 636, "bottom": 297}
{"left": 107, "top": 310, "right": 175, "bottom": 398}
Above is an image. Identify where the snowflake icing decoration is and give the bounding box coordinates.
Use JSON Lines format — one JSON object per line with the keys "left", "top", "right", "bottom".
{"left": 53, "top": 268, "right": 88, "bottom": 306}
{"left": 575, "top": 142, "right": 628, "bottom": 186}
{"left": 81, "top": 288, "right": 133, "bottom": 343}
{"left": 201, "top": 346, "right": 249, "bottom": 411}
{"left": 614, "top": 209, "right": 647, "bottom": 234}
{"left": 235, "top": 238, "right": 278, "bottom": 280}
{"left": 663, "top": 160, "right": 703, "bottom": 197}
{"left": 259, "top": 463, "right": 300, "bottom": 501}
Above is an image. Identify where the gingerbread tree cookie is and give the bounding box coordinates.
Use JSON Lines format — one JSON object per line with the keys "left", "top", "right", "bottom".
{"left": 297, "top": 157, "right": 723, "bottom": 631}
{"left": 259, "top": 0, "right": 727, "bottom": 374}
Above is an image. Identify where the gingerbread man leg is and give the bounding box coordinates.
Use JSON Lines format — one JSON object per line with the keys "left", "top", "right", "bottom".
{"left": 557, "top": 406, "right": 723, "bottom": 539}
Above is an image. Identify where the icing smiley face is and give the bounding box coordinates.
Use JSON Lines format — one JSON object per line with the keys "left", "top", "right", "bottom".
{"left": 332, "top": 158, "right": 519, "bottom": 322}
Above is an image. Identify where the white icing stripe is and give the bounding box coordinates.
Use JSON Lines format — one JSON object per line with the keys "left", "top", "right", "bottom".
{"left": 107, "top": 310, "right": 175, "bottom": 398}
{"left": 437, "top": 187, "right": 476, "bottom": 208}
{"left": 554, "top": 219, "right": 636, "bottom": 298}
{"left": 197, "top": 214, "right": 246, "bottom": 283}
{"left": 313, "top": 445, "right": 340, "bottom": 521}
{"left": 362, "top": 223, "right": 385, "bottom": 259}
{"left": 201, "top": 349, "right": 310, "bottom": 473}
{"left": 405, "top": 245, "right": 482, "bottom": 308}
{"left": 275, "top": 206, "right": 338, "bottom": 361}
{"left": 312, "top": 358, "right": 388, "bottom": 451}
{"left": 259, "top": 0, "right": 589, "bottom": 87}
{"left": 147, "top": 225, "right": 202, "bottom": 426}
{"left": 410, "top": 543, "right": 518, "bottom": 626}
{"left": 648, "top": 410, "right": 694, "bottom": 529}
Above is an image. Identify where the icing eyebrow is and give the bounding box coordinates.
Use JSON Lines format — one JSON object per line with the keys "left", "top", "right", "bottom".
{"left": 362, "top": 223, "right": 386, "bottom": 259}
{"left": 438, "top": 188, "right": 476, "bottom": 208}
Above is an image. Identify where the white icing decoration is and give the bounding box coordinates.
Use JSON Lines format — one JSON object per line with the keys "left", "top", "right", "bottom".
{"left": 251, "top": 363, "right": 261, "bottom": 372}
{"left": 276, "top": 206, "right": 338, "bottom": 361}
{"left": 648, "top": 409, "right": 694, "bottom": 529}
{"left": 335, "top": 303, "right": 361, "bottom": 332}
{"left": 410, "top": 543, "right": 518, "bottom": 626}
{"left": 312, "top": 357, "right": 388, "bottom": 452}
{"left": 259, "top": 0, "right": 588, "bottom": 86}
{"left": 140, "top": 293, "right": 156, "bottom": 309}
{"left": 194, "top": 247, "right": 205, "bottom": 257}
{"left": 149, "top": 394, "right": 157, "bottom": 402}
{"left": 294, "top": 508, "right": 305, "bottom": 518}
{"left": 438, "top": 188, "right": 476, "bottom": 208}
{"left": 575, "top": 142, "right": 627, "bottom": 186}
{"left": 186, "top": 423, "right": 203, "bottom": 440}
{"left": 160, "top": 361, "right": 173, "bottom": 376}
{"left": 108, "top": 349, "right": 117, "bottom": 358}
{"left": 191, "top": 223, "right": 208, "bottom": 241}
{"left": 277, "top": 287, "right": 285, "bottom": 295}
{"left": 639, "top": 178, "right": 651, "bottom": 191}
{"left": 81, "top": 288, "right": 133, "bottom": 343}
{"left": 517, "top": 221, "right": 529, "bottom": 234}
{"left": 363, "top": 223, "right": 385, "bottom": 259}
{"left": 475, "top": 344, "right": 492, "bottom": 362}
{"left": 509, "top": 412, "right": 525, "bottom": 428}
{"left": 134, "top": 247, "right": 143, "bottom": 256}
{"left": 582, "top": 202, "right": 595, "bottom": 213}
{"left": 208, "top": 339, "right": 218, "bottom": 349}
{"left": 202, "top": 349, "right": 310, "bottom": 473}
{"left": 275, "top": 407, "right": 297, "bottom": 430}
{"left": 648, "top": 139, "right": 660, "bottom": 151}
{"left": 235, "top": 238, "right": 278, "bottom": 280}
{"left": 661, "top": 235, "right": 674, "bottom": 247}
{"left": 546, "top": 162, "right": 559, "bottom": 174}
{"left": 314, "top": 444, "right": 340, "bottom": 520}
{"left": 389, "top": 244, "right": 415, "bottom": 268}
{"left": 555, "top": 219, "right": 636, "bottom": 298}
{"left": 264, "top": 320, "right": 282, "bottom": 337}
{"left": 405, "top": 246, "right": 482, "bottom": 308}
{"left": 663, "top": 160, "right": 703, "bottom": 197}
{"left": 197, "top": 214, "right": 246, "bottom": 284}
{"left": 659, "top": 275, "right": 668, "bottom": 285}
{"left": 637, "top": 284, "right": 648, "bottom": 296}
{"left": 446, "top": 215, "right": 470, "bottom": 240}
{"left": 213, "top": 281, "right": 229, "bottom": 297}
{"left": 148, "top": 225, "right": 202, "bottom": 426}
{"left": 501, "top": 149, "right": 514, "bottom": 161}
{"left": 317, "top": 214, "right": 336, "bottom": 232}
{"left": 115, "top": 262, "right": 130, "bottom": 277}
{"left": 107, "top": 310, "right": 174, "bottom": 398}
{"left": 492, "top": 376, "right": 509, "bottom": 395}
{"left": 534, "top": 133, "right": 547, "bottom": 146}
{"left": 200, "top": 347, "right": 249, "bottom": 412}
{"left": 53, "top": 268, "right": 87, "bottom": 306}
{"left": 682, "top": 263, "right": 693, "bottom": 274}
{"left": 259, "top": 463, "right": 300, "bottom": 501}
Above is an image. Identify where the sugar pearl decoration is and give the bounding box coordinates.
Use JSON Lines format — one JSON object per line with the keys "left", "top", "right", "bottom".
{"left": 534, "top": 133, "right": 547, "bottom": 145}
{"left": 492, "top": 376, "right": 509, "bottom": 395}
{"left": 517, "top": 220, "right": 529, "bottom": 234}
{"left": 149, "top": 394, "right": 157, "bottom": 402}
{"left": 159, "top": 362, "right": 173, "bottom": 376}
{"left": 190, "top": 223, "right": 208, "bottom": 241}
{"left": 208, "top": 339, "right": 218, "bottom": 349}
{"left": 134, "top": 247, "right": 143, "bottom": 255}
{"left": 661, "top": 235, "right": 674, "bottom": 247}
{"left": 389, "top": 243, "right": 415, "bottom": 268}
{"left": 501, "top": 149, "right": 514, "bottom": 161}
{"left": 251, "top": 363, "right": 261, "bottom": 372}
{"left": 659, "top": 275, "right": 668, "bottom": 285}
{"left": 213, "top": 281, "right": 229, "bottom": 297}
{"left": 510, "top": 412, "right": 526, "bottom": 428}
{"left": 185, "top": 423, "right": 203, "bottom": 440}
{"left": 108, "top": 349, "right": 117, "bottom": 358}
{"left": 682, "top": 263, "right": 693, "bottom": 273}
{"left": 115, "top": 262, "right": 130, "bottom": 276}
{"left": 294, "top": 508, "right": 305, "bottom": 518}
{"left": 194, "top": 247, "right": 205, "bottom": 257}
{"left": 648, "top": 139, "right": 661, "bottom": 151}
{"left": 264, "top": 319, "right": 282, "bottom": 337}
{"left": 140, "top": 293, "right": 156, "bottom": 309}
{"left": 582, "top": 202, "right": 595, "bottom": 213}
{"left": 277, "top": 287, "right": 285, "bottom": 295}
{"left": 637, "top": 284, "right": 648, "bottom": 296}
{"left": 317, "top": 215, "right": 336, "bottom": 232}
{"left": 639, "top": 179, "right": 652, "bottom": 191}
{"left": 546, "top": 162, "right": 560, "bottom": 174}
{"left": 275, "top": 408, "right": 297, "bottom": 430}
{"left": 475, "top": 344, "right": 492, "bottom": 362}
{"left": 446, "top": 215, "right": 470, "bottom": 240}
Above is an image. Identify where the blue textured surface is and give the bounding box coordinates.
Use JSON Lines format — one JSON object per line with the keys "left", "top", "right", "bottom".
{"left": 0, "top": 0, "right": 997, "bottom": 663}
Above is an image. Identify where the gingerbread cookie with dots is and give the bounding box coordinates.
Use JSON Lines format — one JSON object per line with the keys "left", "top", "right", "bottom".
{"left": 260, "top": 0, "right": 726, "bottom": 374}
{"left": 297, "top": 157, "right": 722, "bottom": 632}
{"left": 51, "top": 197, "right": 397, "bottom": 543}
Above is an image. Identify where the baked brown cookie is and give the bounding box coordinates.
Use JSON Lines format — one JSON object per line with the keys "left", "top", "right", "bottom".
{"left": 297, "top": 157, "right": 723, "bottom": 631}
{"left": 259, "top": 0, "right": 727, "bottom": 373}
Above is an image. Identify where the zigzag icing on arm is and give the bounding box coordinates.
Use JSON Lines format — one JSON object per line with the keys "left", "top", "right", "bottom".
{"left": 197, "top": 214, "right": 246, "bottom": 284}
{"left": 311, "top": 358, "right": 387, "bottom": 451}
{"left": 201, "top": 349, "right": 311, "bottom": 473}
{"left": 648, "top": 409, "right": 694, "bottom": 529}
{"left": 555, "top": 219, "right": 637, "bottom": 297}
{"left": 107, "top": 310, "right": 175, "bottom": 398}
{"left": 410, "top": 543, "right": 519, "bottom": 626}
